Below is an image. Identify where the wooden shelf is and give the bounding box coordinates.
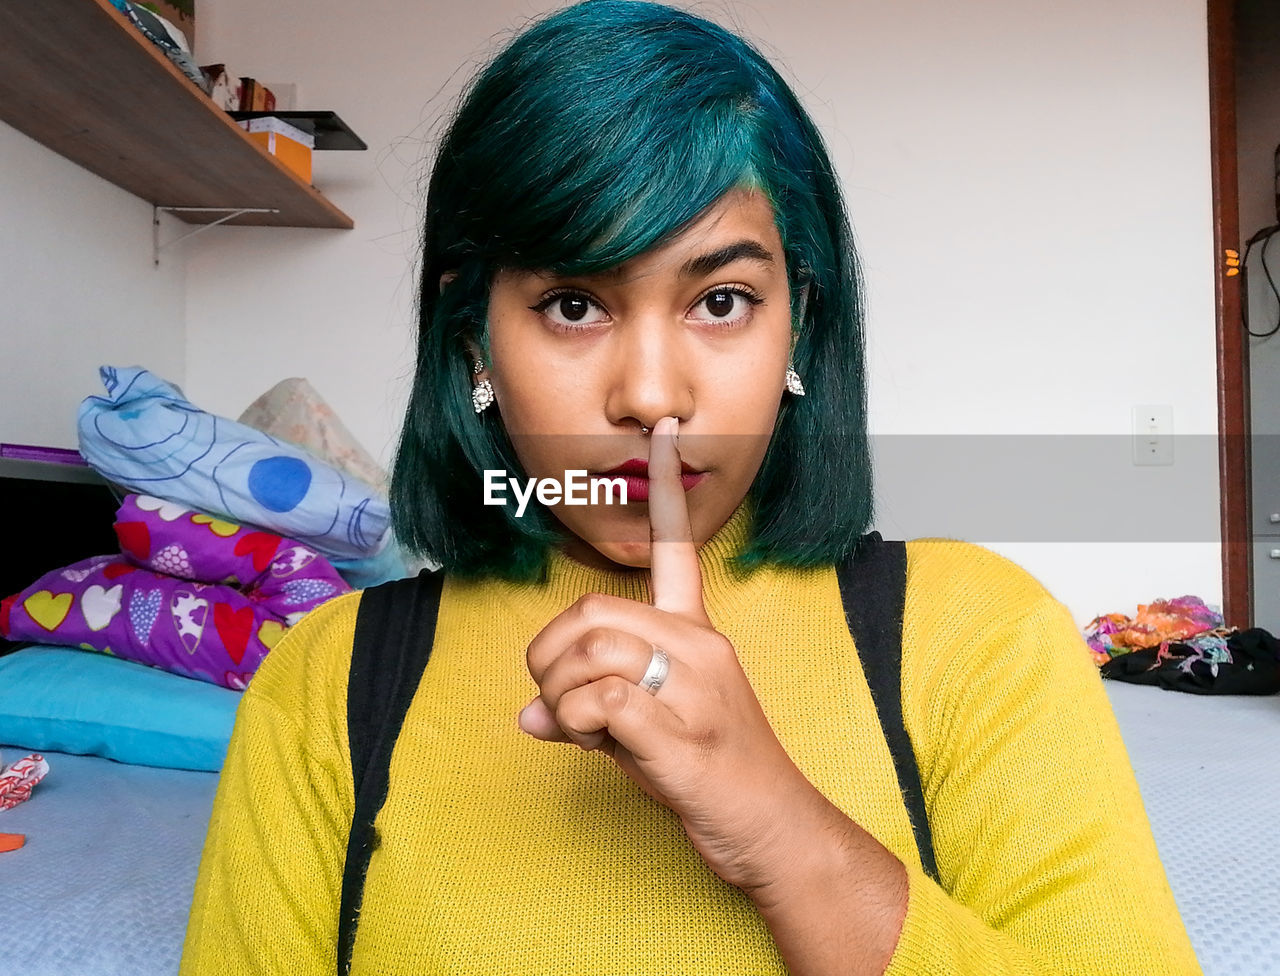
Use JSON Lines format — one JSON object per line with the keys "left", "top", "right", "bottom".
{"left": 0, "top": 0, "right": 353, "bottom": 229}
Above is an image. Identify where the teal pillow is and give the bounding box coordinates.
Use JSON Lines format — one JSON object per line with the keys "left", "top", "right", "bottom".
{"left": 0, "top": 645, "right": 241, "bottom": 771}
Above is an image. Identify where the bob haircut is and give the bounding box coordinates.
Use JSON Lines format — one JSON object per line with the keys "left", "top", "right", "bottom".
{"left": 391, "top": 0, "right": 874, "bottom": 583}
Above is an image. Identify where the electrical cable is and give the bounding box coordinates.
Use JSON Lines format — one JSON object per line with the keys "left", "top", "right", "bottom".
{"left": 1243, "top": 224, "right": 1280, "bottom": 338}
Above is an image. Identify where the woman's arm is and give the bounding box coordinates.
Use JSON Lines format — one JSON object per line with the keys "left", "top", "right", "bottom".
{"left": 180, "top": 595, "right": 358, "bottom": 976}
{"left": 741, "top": 583, "right": 1204, "bottom": 976}
{"left": 741, "top": 790, "right": 910, "bottom": 975}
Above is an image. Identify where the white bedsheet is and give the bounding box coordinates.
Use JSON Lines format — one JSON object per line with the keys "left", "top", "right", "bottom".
{"left": 1103, "top": 680, "right": 1280, "bottom": 975}
{"left": 0, "top": 751, "right": 217, "bottom": 976}
{"left": 0, "top": 681, "right": 1275, "bottom": 975}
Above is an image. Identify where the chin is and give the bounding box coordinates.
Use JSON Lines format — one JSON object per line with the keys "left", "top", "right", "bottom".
{"left": 584, "top": 537, "right": 653, "bottom": 569}
{"left": 556, "top": 508, "right": 653, "bottom": 566}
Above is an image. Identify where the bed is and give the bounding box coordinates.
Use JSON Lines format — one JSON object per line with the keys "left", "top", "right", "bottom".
{"left": 1, "top": 679, "right": 1276, "bottom": 975}
{"left": 0, "top": 751, "right": 217, "bottom": 974}
{"left": 1102, "top": 680, "right": 1280, "bottom": 974}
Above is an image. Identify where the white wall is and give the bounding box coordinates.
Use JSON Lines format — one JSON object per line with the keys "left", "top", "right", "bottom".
{"left": 1, "top": 123, "right": 186, "bottom": 449}
{"left": 186, "top": 0, "right": 1221, "bottom": 625}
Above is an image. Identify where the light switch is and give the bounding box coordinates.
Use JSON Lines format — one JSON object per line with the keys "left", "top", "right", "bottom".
{"left": 1132, "top": 405, "right": 1173, "bottom": 466}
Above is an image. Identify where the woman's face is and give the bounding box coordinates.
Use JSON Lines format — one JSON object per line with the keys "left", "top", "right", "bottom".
{"left": 474, "top": 186, "right": 793, "bottom": 570}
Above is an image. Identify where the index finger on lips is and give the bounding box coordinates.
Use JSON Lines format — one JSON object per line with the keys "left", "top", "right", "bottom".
{"left": 647, "top": 416, "right": 708, "bottom": 622}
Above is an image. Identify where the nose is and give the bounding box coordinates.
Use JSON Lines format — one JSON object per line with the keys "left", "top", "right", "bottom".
{"left": 603, "top": 317, "right": 695, "bottom": 431}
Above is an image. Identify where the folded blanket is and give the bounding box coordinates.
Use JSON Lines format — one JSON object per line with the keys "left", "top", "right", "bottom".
{"left": 0, "top": 494, "right": 351, "bottom": 689}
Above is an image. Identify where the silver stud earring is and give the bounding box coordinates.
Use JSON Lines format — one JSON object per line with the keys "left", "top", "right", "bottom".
{"left": 785, "top": 363, "right": 806, "bottom": 396}
{"left": 472, "top": 359, "right": 494, "bottom": 413}
{"left": 640, "top": 425, "right": 650, "bottom": 434}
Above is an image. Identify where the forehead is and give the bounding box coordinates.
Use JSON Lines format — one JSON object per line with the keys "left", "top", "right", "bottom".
{"left": 525, "top": 187, "right": 783, "bottom": 284}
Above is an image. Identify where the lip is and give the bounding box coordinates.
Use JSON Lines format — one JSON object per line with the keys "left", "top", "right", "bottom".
{"left": 591, "top": 459, "right": 705, "bottom": 502}
{"left": 597, "top": 458, "right": 699, "bottom": 478}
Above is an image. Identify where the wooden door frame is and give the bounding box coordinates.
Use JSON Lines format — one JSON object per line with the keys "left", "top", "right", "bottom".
{"left": 1209, "top": 0, "right": 1252, "bottom": 626}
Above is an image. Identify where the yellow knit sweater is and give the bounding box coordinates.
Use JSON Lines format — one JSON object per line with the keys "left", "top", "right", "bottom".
{"left": 181, "top": 502, "right": 1202, "bottom": 975}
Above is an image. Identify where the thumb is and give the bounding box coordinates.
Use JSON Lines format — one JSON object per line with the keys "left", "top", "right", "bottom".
{"left": 518, "top": 697, "right": 567, "bottom": 741}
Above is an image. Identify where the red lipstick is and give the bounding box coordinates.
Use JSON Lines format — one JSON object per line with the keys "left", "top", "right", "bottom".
{"left": 592, "top": 458, "right": 705, "bottom": 502}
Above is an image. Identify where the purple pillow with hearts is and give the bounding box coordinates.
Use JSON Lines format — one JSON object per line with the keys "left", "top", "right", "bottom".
{"left": 112, "top": 493, "right": 348, "bottom": 604}
{"left": 0, "top": 494, "right": 352, "bottom": 689}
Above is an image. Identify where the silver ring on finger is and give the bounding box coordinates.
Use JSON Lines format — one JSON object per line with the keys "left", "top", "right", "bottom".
{"left": 637, "top": 645, "right": 670, "bottom": 695}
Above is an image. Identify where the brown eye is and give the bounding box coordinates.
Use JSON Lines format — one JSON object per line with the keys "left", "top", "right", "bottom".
{"left": 691, "top": 285, "right": 764, "bottom": 328}
{"left": 529, "top": 289, "right": 608, "bottom": 331}
{"left": 705, "top": 290, "right": 736, "bottom": 317}
{"left": 557, "top": 296, "right": 590, "bottom": 321}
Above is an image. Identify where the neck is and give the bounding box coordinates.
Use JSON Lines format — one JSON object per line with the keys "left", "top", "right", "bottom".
{"left": 493, "top": 496, "right": 764, "bottom": 621}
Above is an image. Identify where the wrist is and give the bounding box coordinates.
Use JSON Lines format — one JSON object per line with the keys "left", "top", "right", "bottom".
{"left": 684, "top": 757, "right": 833, "bottom": 896}
{"left": 740, "top": 775, "right": 851, "bottom": 909}
{"left": 743, "top": 783, "right": 910, "bottom": 976}
{"left": 741, "top": 777, "right": 909, "bottom": 920}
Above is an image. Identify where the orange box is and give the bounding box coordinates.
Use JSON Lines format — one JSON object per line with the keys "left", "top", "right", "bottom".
{"left": 236, "top": 117, "right": 313, "bottom": 184}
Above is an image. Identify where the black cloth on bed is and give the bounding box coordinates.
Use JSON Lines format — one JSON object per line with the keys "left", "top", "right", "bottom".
{"left": 1100, "top": 627, "right": 1280, "bottom": 695}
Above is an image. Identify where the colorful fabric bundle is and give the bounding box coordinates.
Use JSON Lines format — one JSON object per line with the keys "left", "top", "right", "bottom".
{"left": 0, "top": 494, "right": 351, "bottom": 689}
{"left": 1083, "top": 595, "right": 1223, "bottom": 666}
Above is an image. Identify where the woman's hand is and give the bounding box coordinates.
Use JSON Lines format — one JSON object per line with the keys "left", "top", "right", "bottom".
{"left": 518, "top": 416, "right": 820, "bottom": 895}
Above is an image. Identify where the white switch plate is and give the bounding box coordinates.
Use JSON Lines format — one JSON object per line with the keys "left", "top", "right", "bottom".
{"left": 1132, "top": 404, "right": 1173, "bottom": 465}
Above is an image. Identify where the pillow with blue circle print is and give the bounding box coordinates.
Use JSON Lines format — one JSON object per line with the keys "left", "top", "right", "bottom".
{"left": 76, "top": 366, "right": 391, "bottom": 561}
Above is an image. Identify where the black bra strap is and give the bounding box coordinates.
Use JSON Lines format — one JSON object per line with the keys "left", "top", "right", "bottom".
{"left": 837, "top": 532, "right": 939, "bottom": 883}
{"left": 338, "top": 569, "right": 444, "bottom": 975}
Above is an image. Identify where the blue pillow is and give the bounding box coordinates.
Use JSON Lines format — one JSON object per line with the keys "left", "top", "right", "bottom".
{"left": 0, "top": 645, "right": 241, "bottom": 771}
{"left": 78, "top": 366, "right": 391, "bottom": 559}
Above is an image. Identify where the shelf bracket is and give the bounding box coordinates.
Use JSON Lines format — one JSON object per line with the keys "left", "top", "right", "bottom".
{"left": 153, "top": 206, "right": 281, "bottom": 267}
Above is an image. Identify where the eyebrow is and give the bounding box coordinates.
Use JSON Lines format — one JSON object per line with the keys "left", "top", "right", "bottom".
{"left": 529, "top": 239, "right": 775, "bottom": 282}
{"left": 677, "top": 239, "right": 776, "bottom": 279}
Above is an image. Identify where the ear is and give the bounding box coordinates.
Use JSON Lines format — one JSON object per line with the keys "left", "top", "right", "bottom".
{"left": 439, "top": 271, "right": 458, "bottom": 295}
{"left": 462, "top": 339, "right": 488, "bottom": 381}
{"left": 794, "top": 279, "right": 811, "bottom": 328}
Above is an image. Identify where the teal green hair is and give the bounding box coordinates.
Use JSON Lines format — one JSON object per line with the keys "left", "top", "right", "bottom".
{"left": 392, "top": 0, "right": 873, "bottom": 581}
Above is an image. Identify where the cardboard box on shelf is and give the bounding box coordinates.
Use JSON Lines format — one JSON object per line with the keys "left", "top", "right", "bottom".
{"left": 236, "top": 116, "right": 314, "bottom": 184}
{"left": 239, "top": 78, "right": 276, "bottom": 113}
{"left": 201, "top": 63, "right": 239, "bottom": 110}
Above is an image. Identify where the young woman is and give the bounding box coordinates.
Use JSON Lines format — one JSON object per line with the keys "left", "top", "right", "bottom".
{"left": 181, "top": 2, "right": 1203, "bottom": 974}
